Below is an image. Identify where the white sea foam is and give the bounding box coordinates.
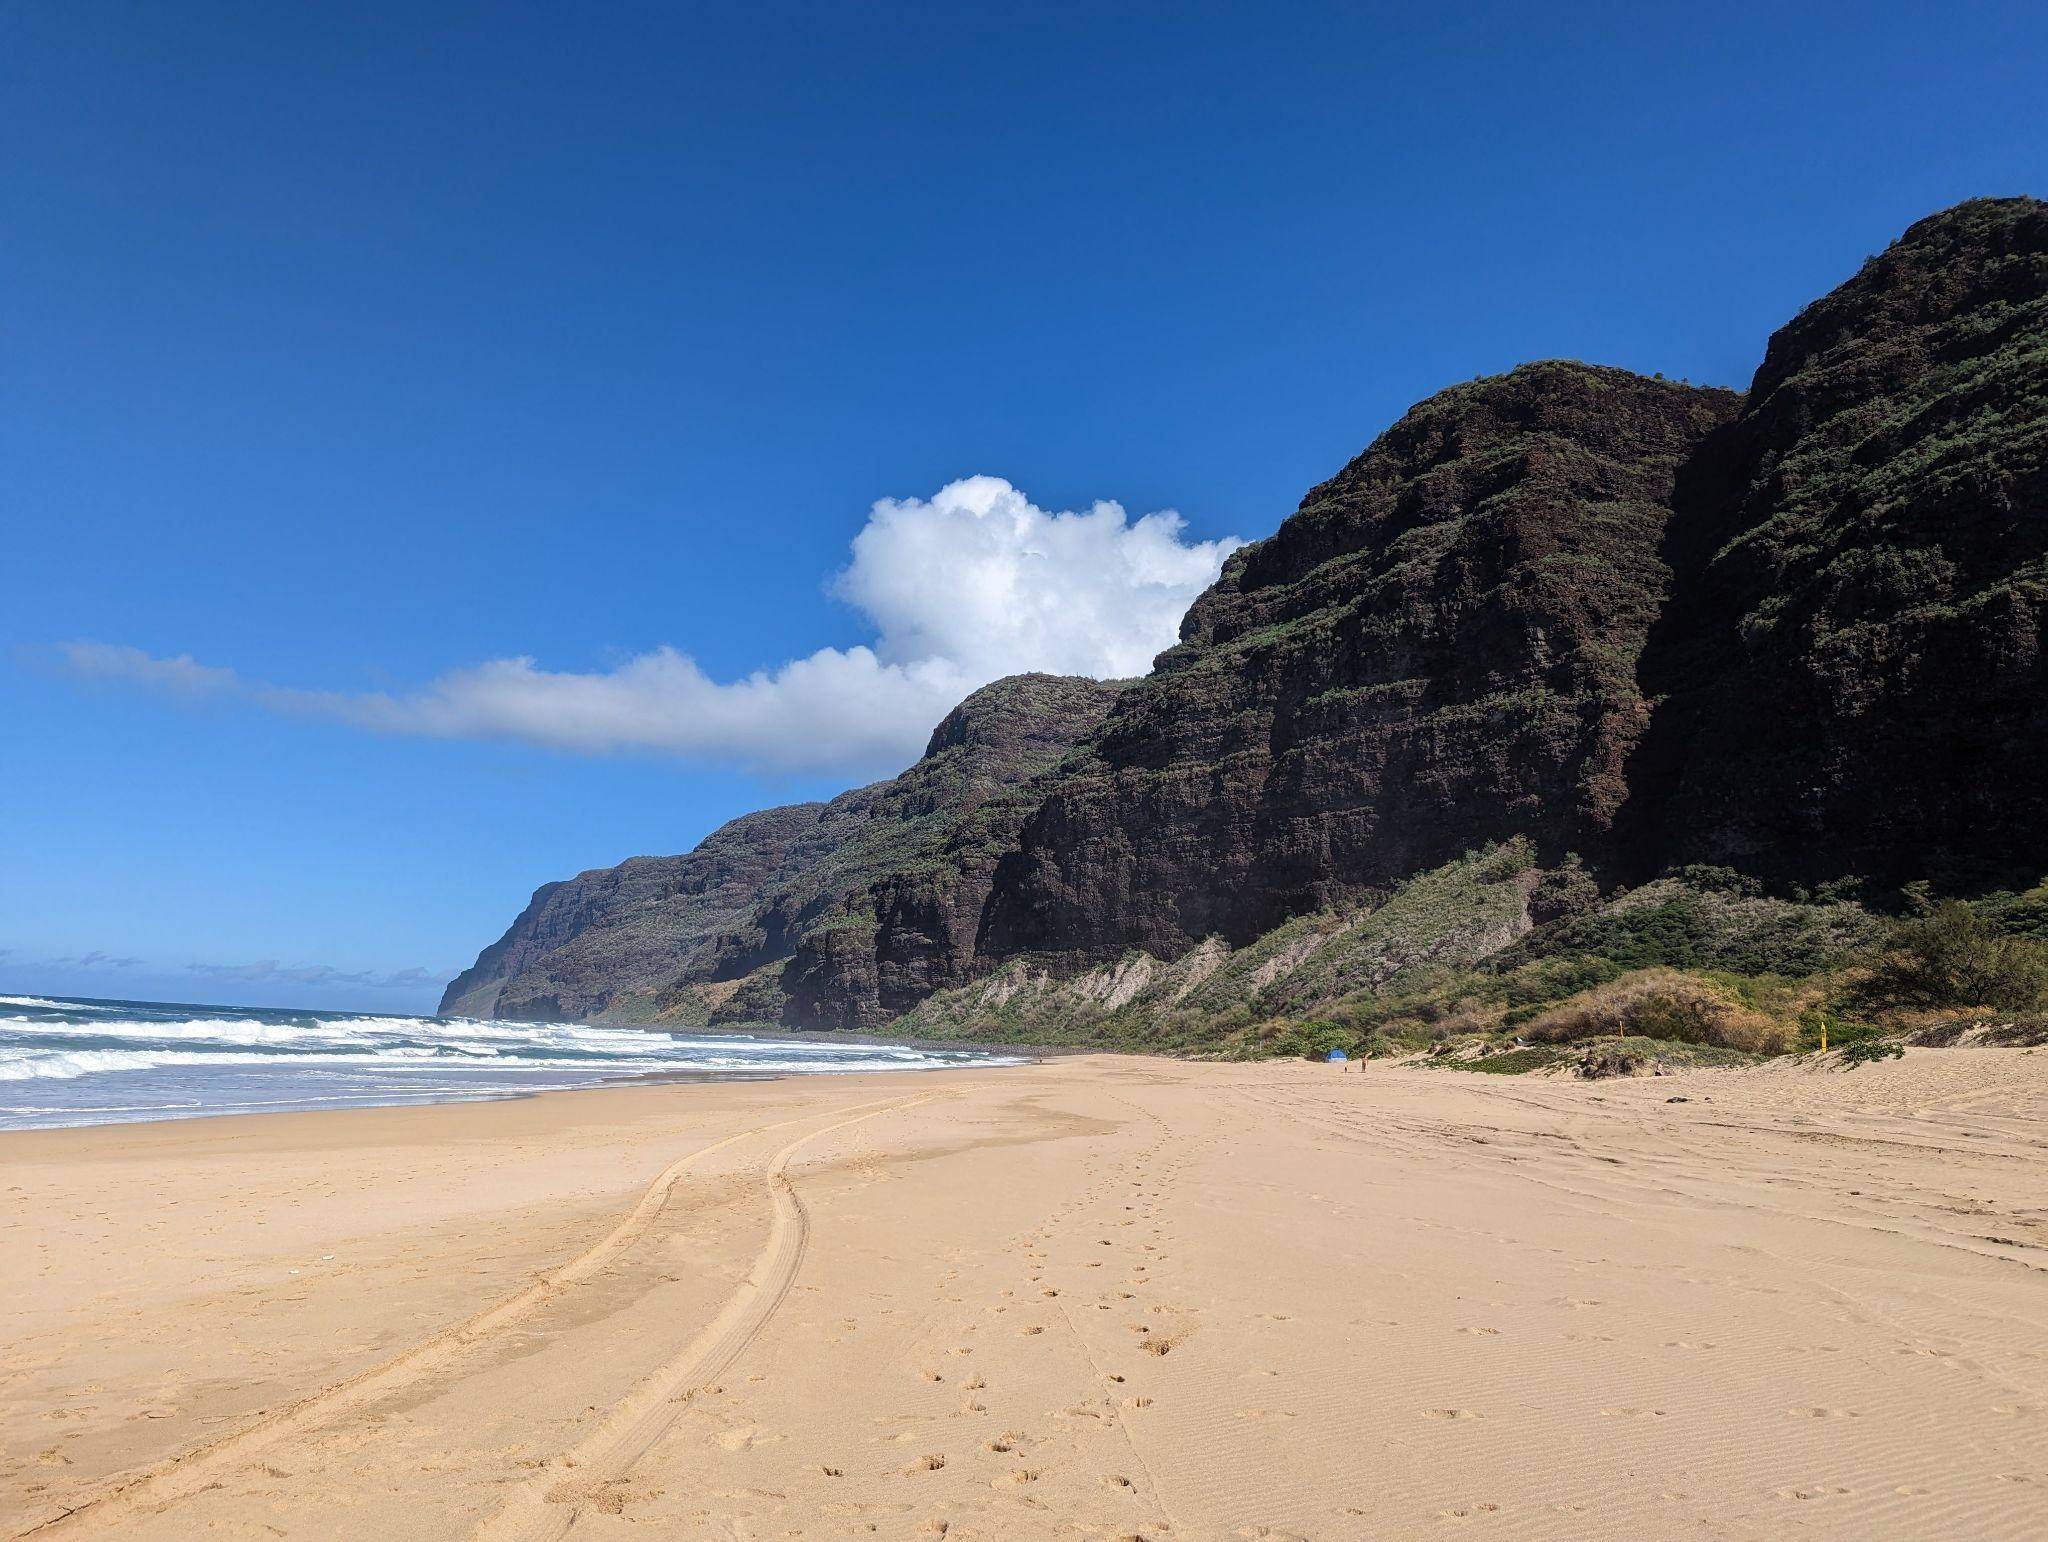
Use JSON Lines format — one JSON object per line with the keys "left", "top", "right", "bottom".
{"left": 0, "top": 995, "right": 1019, "bottom": 1124}
{"left": 0, "top": 1013, "right": 692, "bottom": 1052}
{"left": 0, "top": 1044, "right": 991, "bottom": 1083}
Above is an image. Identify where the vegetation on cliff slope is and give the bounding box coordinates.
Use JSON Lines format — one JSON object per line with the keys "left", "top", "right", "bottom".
{"left": 449, "top": 198, "right": 2048, "bottom": 1062}
{"left": 1642, "top": 196, "right": 2048, "bottom": 889}
{"left": 899, "top": 841, "right": 2048, "bottom": 1070}
{"left": 442, "top": 674, "right": 1123, "bottom": 1024}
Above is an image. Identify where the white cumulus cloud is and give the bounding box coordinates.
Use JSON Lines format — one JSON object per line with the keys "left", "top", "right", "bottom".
{"left": 62, "top": 477, "right": 1240, "bottom": 778}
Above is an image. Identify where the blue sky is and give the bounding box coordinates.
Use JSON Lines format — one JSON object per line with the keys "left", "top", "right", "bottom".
{"left": 5, "top": 1, "right": 2045, "bottom": 1012}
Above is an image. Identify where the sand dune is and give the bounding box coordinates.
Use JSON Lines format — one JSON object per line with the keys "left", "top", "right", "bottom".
{"left": 4, "top": 1050, "right": 2046, "bottom": 1538}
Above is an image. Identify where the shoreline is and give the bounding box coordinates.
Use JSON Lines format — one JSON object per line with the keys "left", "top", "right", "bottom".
{"left": 0, "top": 1000, "right": 1043, "bottom": 1137}
{"left": 6, "top": 1049, "right": 2045, "bottom": 1538}
{"left": 550, "top": 1012, "right": 1104, "bottom": 1062}
{"left": 0, "top": 1055, "right": 1016, "bottom": 1148}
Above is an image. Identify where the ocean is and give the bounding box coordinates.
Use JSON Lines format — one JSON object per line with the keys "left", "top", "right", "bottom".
{"left": 0, "top": 994, "right": 1019, "bottom": 1131}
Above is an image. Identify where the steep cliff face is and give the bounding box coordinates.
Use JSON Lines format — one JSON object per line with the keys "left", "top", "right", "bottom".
{"left": 439, "top": 674, "right": 1122, "bottom": 1023}
{"left": 438, "top": 802, "right": 829, "bottom": 1021}
{"left": 448, "top": 198, "right": 2048, "bottom": 1037}
{"left": 1637, "top": 197, "right": 2048, "bottom": 889}
{"left": 769, "top": 673, "right": 1128, "bottom": 1027}
{"left": 977, "top": 363, "right": 1742, "bottom": 966}
{"left": 967, "top": 197, "right": 2046, "bottom": 982}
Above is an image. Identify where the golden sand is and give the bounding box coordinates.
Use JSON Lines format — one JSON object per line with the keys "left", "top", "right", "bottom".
{"left": 4, "top": 1049, "right": 2046, "bottom": 1538}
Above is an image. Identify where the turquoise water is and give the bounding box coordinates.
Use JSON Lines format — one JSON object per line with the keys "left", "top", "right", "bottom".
{"left": 0, "top": 994, "right": 1015, "bottom": 1130}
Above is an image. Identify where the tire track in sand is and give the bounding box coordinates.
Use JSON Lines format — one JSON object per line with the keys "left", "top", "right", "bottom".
{"left": 16, "top": 1094, "right": 920, "bottom": 1540}
{"left": 470, "top": 1094, "right": 937, "bottom": 1542}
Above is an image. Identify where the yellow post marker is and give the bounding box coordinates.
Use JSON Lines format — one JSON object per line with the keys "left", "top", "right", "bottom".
{"left": 1819, "top": 1014, "right": 1828, "bottom": 1054}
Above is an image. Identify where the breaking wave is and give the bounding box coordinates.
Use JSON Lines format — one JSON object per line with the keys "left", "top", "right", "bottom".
{"left": 0, "top": 996, "right": 1016, "bottom": 1128}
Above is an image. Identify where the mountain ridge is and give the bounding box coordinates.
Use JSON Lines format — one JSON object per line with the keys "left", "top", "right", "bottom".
{"left": 445, "top": 197, "right": 2048, "bottom": 1046}
{"left": 442, "top": 672, "right": 1126, "bottom": 1024}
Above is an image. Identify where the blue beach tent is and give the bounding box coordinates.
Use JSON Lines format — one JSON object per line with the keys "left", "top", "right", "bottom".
{"left": 1326, "top": 1048, "right": 1348, "bottom": 1063}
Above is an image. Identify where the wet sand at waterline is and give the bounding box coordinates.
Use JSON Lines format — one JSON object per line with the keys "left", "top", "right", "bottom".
{"left": 4, "top": 1051, "right": 2045, "bottom": 1539}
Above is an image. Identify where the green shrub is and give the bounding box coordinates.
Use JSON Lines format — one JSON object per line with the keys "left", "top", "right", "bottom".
{"left": 1974, "top": 881, "right": 2048, "bottom": 940}
{"left": 1670, "top": 864, "right": 1763, "bottom": 898}
{"left": 1273, "top": 1018, "right": 1360, "bottom": 1061}
{"left": 1866, "top": 902, "right": 2048, "bottom": 1010}
{"left": 1528, "top": 856, "right": 1599, "bottom": 922}
{"left": 1463, "top": 1046, "right": 1565, "bottom": 1075}
{"left": 1506, "top": 877, "right": 1877, "bottom": 977}
{"left": 1841, "top": 1038, "right": 1905, "bottom": 1066}
{"left": 1524, "top": 969, "right": 1796, "bottom": 1053}
{"left": 1499, "top": 954, "right": 1626, "bottom": 1019}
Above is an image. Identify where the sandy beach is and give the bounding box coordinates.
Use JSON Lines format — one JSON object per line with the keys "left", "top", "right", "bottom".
{"left": 4, "top": 1050, "right": 2046, "bottom": 1540}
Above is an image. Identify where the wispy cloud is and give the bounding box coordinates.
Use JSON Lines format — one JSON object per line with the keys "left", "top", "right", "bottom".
{"left": 54, "top": 951, "right": 143, "bottom": 970}
{"left": 61, "top": 477, "right": 1240, "bottom": 778}
{"left": 187, "top": 960, "right": 445, "bottom": 990}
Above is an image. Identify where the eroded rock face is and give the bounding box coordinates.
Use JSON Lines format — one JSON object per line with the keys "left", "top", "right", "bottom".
{"left": 438, "top": 803, "right": 829, "bottom": 1022}
{"left": 977, "top": 363, "right": 1743, "bottom": 966}
{"left": 765, "top": 673, "right": 1130, "bottom": 1028}
{"left": 1635, "top": 197, "right": 2048, "bottom": 890}
{"left": 449, "top": 198, "right": 2048, "bottom": 1033}
{"left": 977, "top": 198, "right": 2048, "bottom": 976}
{"left": 439, "top": 674, "right": 1123, "bottom": 1024}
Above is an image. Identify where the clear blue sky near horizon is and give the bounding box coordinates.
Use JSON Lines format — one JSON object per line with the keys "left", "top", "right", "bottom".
{"left": 5, "top": 1, "right": 2045, "bottom": 1012}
